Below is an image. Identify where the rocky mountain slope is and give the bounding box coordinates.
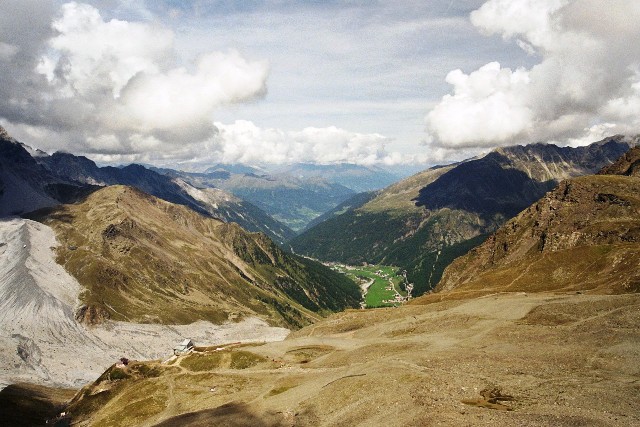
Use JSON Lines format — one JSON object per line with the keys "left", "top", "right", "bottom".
{"left": 0, "top": 217, "right": 290, "bottom": 389}
{"left": 174, "top": 180, "right": 295, "bottom": 244}
{"left": 598, "top": 146, "right": 640, "bottom": 176}
{"left": 0, "top": 127, "right": 93, "bottom": 216}
{"left": 0, "top": 126, "right": 293, "bottom": 243}
{"left": 291, "top": 137, "right": 636, "bottom": 296}
{"left": 36, "top": 151, "right": 294, "bottom": 244}
{"left": 30, "top": 185, "right": 360, "bottom": 329}
{"left": 435, "top": 151, "right": 640, "bottom": 297}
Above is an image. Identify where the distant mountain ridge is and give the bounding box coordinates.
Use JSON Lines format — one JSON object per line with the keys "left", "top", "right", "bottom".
{"left": 0, "top": 128, "right": 294, "bottom": 244}
{"left": 291, "top": 137, "right": 637, "bottom": 296}
{"left": 159, "top": 167, "right": 357, "bottom": 232}
{"left": 270, "top": 162, "right": 400, "bottom": 193}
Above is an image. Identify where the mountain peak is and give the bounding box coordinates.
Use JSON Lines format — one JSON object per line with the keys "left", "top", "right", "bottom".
{"left": 0, "top": 125, "right": 15, "bottom": 142}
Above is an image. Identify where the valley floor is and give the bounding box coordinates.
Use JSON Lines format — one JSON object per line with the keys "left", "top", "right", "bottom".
{"left": 330, "top": 264, "right": 410, "bottom": 308}
{"left": 65, "top": 291, "right": 640, "bottom": 426}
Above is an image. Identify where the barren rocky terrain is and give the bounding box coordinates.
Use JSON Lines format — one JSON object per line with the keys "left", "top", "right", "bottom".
{"left": 52, "top": 152, "right": 640, "bottom": 426}
{"left": 0, "top": 218, "right": 289, "bottom": 390}
{"left": 62, "top": 292, "right": 640, "bottom": 426}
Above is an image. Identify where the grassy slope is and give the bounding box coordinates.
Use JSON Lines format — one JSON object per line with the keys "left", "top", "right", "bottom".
{"left": 34, "top": 186, "right": 360, "bottom": 329}
{"left": 290, "top": 165, "right": 482, "bottom": 295}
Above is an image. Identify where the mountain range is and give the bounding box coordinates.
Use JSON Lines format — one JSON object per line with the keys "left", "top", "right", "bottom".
{"left": 291, "top": 137, "right": 637, "bottom": 296}
{"left": 268, "top": 163, "right": 400, "bottom": 193}
{"left": 0, "top": 128, "right": 93, "bottom": 216}
{"left": 157, "top": 167, "right": 358, "bottom": 232}
{"left": 30, "top": 185, "right": 360, "bottom": 328}
{"left": 0, "top": 128, "right": 294, "bottom": 244}
{"left": 1, "top": 124, "right": 640, "bottom": 425}
{"left": 0, "top": 126, "right": 362, "bottom": 390}
{"left": 29, "top": 148, "right": 640, "bottom": 426}
{"left": 435, "top": 146, "right": 640, "bottom": 297}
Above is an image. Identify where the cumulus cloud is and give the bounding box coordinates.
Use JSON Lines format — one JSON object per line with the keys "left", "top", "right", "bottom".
{"left": 426, "top": 0, "right": 640, "bottom": 148}
{"left": 0, "top": 1, "right": 268, "bottom": 155}
{"left": 211, "top": 120, "right": 404, "bottom": 166}
{"left": 78, "top": 120, "right": 413, "bottom": 169}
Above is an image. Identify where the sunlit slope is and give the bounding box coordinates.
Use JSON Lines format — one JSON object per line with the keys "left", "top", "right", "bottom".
{"left": 52, "top": 164, "right": 640, "bottom": 426}
{"left": 435, "top": 174, "right": 640, "bottom": 296}
{"left": 33, "top": 186, "right": 360, "bottom": 329}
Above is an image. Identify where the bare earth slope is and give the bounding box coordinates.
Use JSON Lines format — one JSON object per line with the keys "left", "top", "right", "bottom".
{"left": 435, "top": 174, "right": 640, "bottom": 296}
{"left": 0, "top": 218, "right": 289, "bottom": 389}
{"left": 63, "top": 292, "right": 640, "bottom": 426}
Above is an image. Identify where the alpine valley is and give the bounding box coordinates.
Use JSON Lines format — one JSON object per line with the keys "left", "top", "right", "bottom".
{"left": 1, "top": 126, "right": 639, "bottom": 426}
{"left": 291, "top": 136, "right": 637, "bottom": 296}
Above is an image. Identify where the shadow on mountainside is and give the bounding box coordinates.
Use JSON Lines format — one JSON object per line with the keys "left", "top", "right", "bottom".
{"left": 0, "top": 383, "right": 76, "bottom": 427}
{"left": 413, "top": 152, "right": 557, "bottom": 219}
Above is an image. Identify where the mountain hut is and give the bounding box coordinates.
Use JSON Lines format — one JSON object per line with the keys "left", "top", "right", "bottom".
{"left": 173, "top": 339, "right": 195, "bottom": 355}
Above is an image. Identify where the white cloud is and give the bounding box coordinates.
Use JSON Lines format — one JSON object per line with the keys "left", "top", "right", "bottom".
{"left": 69, "top": 120, "right": 420, "bottom": 169}
{"left": 426, "top": 62, "right": 532, "bottom": 147}
{"left": 426, "top": 0, "right": 640, "bottom": 149}
{"left": 566, "top": 123, "right": 617, "bottom": 147}
{"left": 113, "top": 51, "right": 268, "bottom": 134}
{"left": 43, "top": 2, "right": 172, "bottom": 98}
{"left": 211, "top": 120, "right": 405, "bottom": 166}
{"left": 2, "top": 1, "right": 268, "bottom": 155}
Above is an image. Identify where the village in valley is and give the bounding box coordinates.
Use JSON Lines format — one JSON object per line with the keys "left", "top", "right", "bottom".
{"left": 328, "top": 263, "right": 413, "bottom": 308}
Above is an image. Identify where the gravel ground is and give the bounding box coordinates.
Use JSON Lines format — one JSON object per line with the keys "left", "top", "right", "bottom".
{"left": 0, "top": 218, "right": 289, "bottom": 390}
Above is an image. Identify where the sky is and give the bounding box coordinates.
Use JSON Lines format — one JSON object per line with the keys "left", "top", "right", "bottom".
{"left": 1, "top": 0, "right": 639, "bottom": 170}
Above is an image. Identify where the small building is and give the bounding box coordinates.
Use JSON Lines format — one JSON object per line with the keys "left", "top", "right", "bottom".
{"left": 173, "top": 339, "right": 195, "bottom": 355}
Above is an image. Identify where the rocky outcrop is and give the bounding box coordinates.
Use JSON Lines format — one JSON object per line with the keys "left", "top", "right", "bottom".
{"left": 599, "top": 146, "right": 640, "bottom": 177}
{"left": 74, "top": 305, "right": 111, "bottom": 325}
{"left": 435, "top": 174, "right": 640, "bottom": 295}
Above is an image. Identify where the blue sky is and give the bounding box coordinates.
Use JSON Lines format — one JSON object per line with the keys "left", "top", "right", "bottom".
{"left": 1, "top": 1, "right": 639, "bottom": 169}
